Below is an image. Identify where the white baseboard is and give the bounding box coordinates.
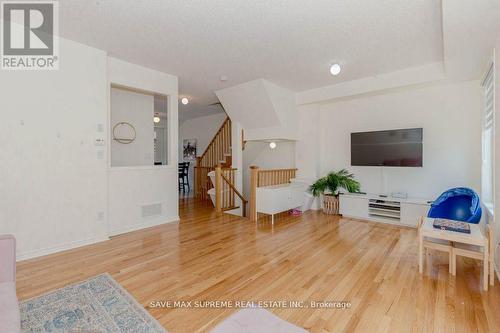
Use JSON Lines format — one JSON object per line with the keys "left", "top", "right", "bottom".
{"left": 16, "top": 216, "right": 180, "bottom": 261}
{"left": 17, "top": 235, "right": 110, "bottom": 262}
{"left": 109, "top": 215, "right": 179, "bottom": 237}
{"left": 225, "top": 208, "right": 243, "bottom": 216}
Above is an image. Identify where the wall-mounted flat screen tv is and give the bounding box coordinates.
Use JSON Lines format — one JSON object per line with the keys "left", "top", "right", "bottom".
{"left": 351, "top": 128, "right": 423, "bottom": 167}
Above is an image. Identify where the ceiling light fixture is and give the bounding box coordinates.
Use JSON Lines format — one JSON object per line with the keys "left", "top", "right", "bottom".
{"left": 269, "top": 142, "right": 277, "bottom": 149}
{"left": 153, "top": 116, "right": 161, "bottom": 123}
{"left": 330, "top": 63, "right": 341, "bottom": 76}
{"left": 181, "top": 97, "right": 189, "bottom": 105}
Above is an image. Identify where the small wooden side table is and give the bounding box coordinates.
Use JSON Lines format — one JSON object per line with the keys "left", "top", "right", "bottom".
{"left": 418, "top": 217, "right": 489, "bottom": 291}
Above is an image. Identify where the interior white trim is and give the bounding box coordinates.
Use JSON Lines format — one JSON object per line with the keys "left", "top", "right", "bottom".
{"left": 108, "top": 165, "right": 175, "bottom": 172}
{"left": 296, "top": 62, "right": 445, "bottom": 105}
{"left": 17, "top": 236, "right": 110, "bottom": 262}
{"left": 108, "top": 216, "right": 179, "bottom": 237}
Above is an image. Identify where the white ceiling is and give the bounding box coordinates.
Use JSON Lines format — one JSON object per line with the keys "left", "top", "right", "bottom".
{"left": 59, "top": 0, "right": 443, "bottom": 121}
{"left": 442, "top": 0, "right": 500, "bottom": 81}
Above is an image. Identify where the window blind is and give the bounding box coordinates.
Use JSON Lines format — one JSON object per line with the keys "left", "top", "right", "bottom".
{"left": 481, "top": 61, "right": 495, "bottom": 208}
{"left": 483, "top": 63, "right": 495, "bottom": 130}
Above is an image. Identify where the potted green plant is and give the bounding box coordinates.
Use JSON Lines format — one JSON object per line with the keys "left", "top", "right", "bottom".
{"left": 309, "top": 169, "right": 360, "bottom": 215}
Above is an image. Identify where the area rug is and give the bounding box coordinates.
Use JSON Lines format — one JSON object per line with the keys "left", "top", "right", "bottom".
{"left": 20, "top": 273, "right": 167, "bottom": 333}
{"left": 211, "top": 308, "right": 308, "bottom": 333}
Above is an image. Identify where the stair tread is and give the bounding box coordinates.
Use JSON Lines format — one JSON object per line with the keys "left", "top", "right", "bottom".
{"left": 222, "top": 206, "right": 240, "bottom": 211}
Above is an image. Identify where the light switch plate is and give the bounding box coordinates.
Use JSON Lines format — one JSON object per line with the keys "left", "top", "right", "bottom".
{"left": 94, "top": 138, "right": 106, "bottom": 146}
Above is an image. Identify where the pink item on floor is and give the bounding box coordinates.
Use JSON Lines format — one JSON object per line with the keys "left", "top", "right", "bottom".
{"left": 0, "top": 234, "right": 21, "bottom": 333}
{"left": 211, "top": 308, "right": 308, "bottom": 333}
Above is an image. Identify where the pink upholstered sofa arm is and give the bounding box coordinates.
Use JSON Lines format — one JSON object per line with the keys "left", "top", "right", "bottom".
{"left": 0, "top": 235, "right": 16, "bottom": 283}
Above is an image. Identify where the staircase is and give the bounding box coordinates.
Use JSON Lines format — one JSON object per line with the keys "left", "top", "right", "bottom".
{"left": 197, "top": 117, "right": 232, "bottom": 168}
{"left": 193, "top": 117, "right": 248, "bottom": 216}
{"left": 194, "top": 117, "right": 231, "bottom": 200}
{"left": 194, "top": 117, "right": 232, "bottom": 201}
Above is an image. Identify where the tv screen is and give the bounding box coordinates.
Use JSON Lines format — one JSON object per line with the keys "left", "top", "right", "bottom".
{"left": 351, "top": 128, "right": 423, "bottom": 167}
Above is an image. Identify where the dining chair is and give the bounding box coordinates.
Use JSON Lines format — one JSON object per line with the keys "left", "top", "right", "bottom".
{"left": 178, "top": 162, "right": 190, "bottom": 192}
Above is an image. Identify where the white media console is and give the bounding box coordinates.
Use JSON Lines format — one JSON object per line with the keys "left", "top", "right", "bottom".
{"left": 339, "top": 192, "right": 431, "bottom": 228}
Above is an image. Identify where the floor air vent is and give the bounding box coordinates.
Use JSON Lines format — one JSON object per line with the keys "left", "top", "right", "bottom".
{"left": 142, "top": 203, "right": 162, "bottom": 217}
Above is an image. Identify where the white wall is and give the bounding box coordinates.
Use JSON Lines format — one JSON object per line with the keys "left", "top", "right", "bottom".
{"left": 107, "top": 57, "right": 179, "bottom": 236}
{"left": 243, "top": 81, "right": 298, "bottom": 141}
{"left": 493, "top": 45, "right": 500, "bottom": 270}
{"left": 111, "top": 88, "right": 154, "bottom": 167}
{"left": 242, "top": 141, "right": 296, "bottom": 200}
{"left": 230, "top": 121, "right": 244, "bottom": 215}
{"left": 108, "top": 167, "right": 179, "bottom": 235}
{"left": 178, "top": 113, "right": 227, "bottom": 190}
{"left": 216, "top": 79, "right": 298, "bottom": 141}
{"left": 0, "top": 38, "right": 109, "bottom": 259}
{"left": 0, "top": 38, "right": 179, "bottom": 259}
{"left": 296, "top": 80, "right": 482, "bottom": 201}
{"left": 295, "top": 104, "right": 321, "bottom": 181}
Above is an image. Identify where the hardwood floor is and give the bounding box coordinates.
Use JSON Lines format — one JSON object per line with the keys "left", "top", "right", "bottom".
{"left": 16, "top": 197, "right": 500, "bottom": 333}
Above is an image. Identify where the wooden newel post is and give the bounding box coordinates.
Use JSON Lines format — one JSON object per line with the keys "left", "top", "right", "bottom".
{"left": 194, "top": 157, "right": 202, "bottom": 198}
{"left": 215, "top": 164, "right": 222, "bottom": 214}
{"left": 249, "top": 165, "right": 259, "bottom": 222}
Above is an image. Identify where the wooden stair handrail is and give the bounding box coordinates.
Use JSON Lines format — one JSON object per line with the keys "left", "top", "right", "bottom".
{"left": 195, "top": 116, "right": 232, "bottom": 199}
{"left": 214, "top": 165, "right": 247, "bottom": 217}
{"left": 221, "top": 172, "right": 248, "bottom": 217}
{"left": 256, "top": 168, "right": 298, "bottom": 187}
{"left": 258, "top": 168, "right": 298, "bottom": 172}
{"left": 221, "top": 206, "right": 240, "bottom": 212}
{"left": 249, "top": 166, "right": 298, "bottom": 222}
{"left": 199, "top": 117, "right": 231, "bottom": 165}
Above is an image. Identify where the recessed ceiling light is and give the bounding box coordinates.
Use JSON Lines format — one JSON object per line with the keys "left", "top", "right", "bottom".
{"left": 220, "top": 75, "right": 228, "bottom": 82}
{"left": 330, "top": 63, "right": 341, "bottom": 76}
{"left": 269, "top": 142, "right": 277, "bottom": 149}
{"left": 153, "top": 116, "right": 160, "bottom": 123}
{"left": 181, "top": 97, "right": 189, "bottom": 105}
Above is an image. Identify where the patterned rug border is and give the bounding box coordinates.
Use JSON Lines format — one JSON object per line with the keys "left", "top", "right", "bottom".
{"left": 20, "top": 272, "right": 167, "bottom": 333}
{"left": 19, "top": 273, "right": 112, "bottom": 304}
